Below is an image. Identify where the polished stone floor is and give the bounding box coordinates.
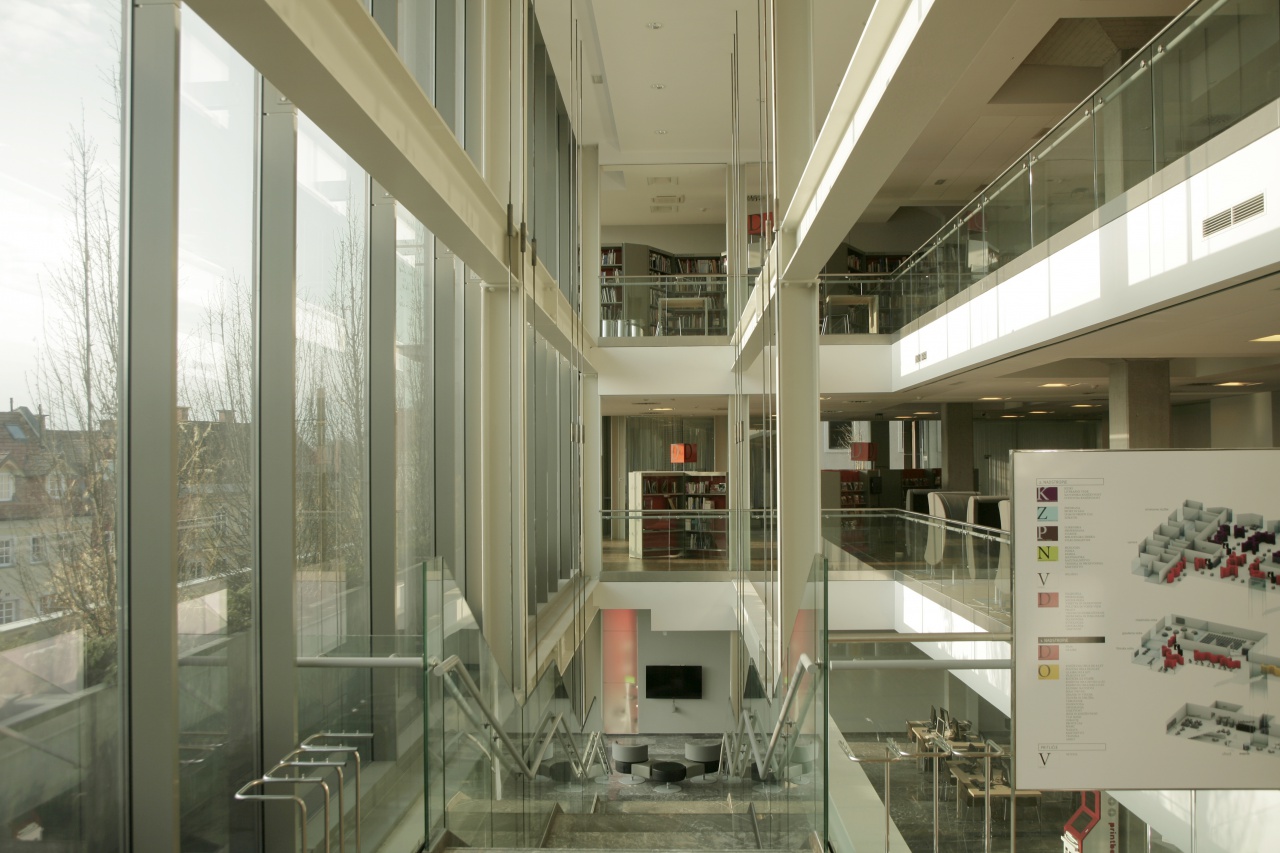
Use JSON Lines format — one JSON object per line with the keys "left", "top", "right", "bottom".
{"left": 845, "top": 737, "right": 1076, "bottom": 853}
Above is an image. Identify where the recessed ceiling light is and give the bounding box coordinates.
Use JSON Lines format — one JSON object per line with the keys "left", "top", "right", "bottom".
{"left": 646, "top": 21, "right": 663, "bottom": 29}
{"left": 894, "top": 415, "right": 912, "bottom": 419}
{"left": 1251, "top": 334, "right": 1280, "bottom": 342}
{"left": 650, "top": 83, "right": 666, "bottom": 90}
{"left": 650, "top": 407, "right": 673, "bottom": 412}
{"left": 1071, "top": 404, "right": 1095, "bottom": 409}
{"left": 980, "top": 396, "right": 1004, "bottom": 401}
{"left": 654, "top": 129, "right": 668, "bottom": 135}
{"left": 913, "top": 411, "right": 937, "bottom": 415}
{"left": 1215, "top": 381, "right": 1259, "bottom": 387}
{"left": 1001, "top": 415, "right": 1020, "bottom": 419}
{"left": 1028, "top": 410, "right": 1051, "bottom": 414}
{"left": 1040, "top": 383, "right": 1070, "bottom": 388}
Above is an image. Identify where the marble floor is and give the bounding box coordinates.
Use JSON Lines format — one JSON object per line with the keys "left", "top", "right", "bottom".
{"left": 845, "top": 737, "right": 1077, "bottom": 853}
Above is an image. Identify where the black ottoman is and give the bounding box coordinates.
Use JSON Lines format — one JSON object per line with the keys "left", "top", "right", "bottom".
{"left": 649, "top": 760, "right": 687, "bottom": 794}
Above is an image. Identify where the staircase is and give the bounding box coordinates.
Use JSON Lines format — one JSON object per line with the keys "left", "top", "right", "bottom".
{"left": 442, "top": 791, "right": 806, "bottom": 852}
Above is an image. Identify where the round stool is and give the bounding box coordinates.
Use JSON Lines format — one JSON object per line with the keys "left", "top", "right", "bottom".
{"left": 611, "top": 743, "right": 648, "bottom": 785}
{"left": 685, "top": 741, "right": 721, "bottom": 784}
{"left": 649, "top": 760, "right": 687, "bottom": 794}
{"left": 547, "top": 760, "right": 582, "bottom": 793}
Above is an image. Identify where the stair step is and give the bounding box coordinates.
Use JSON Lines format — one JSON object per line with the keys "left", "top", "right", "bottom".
{"left": 547, "top": 813, "right": 743, "bottom": 833}
{"left": 541, "top": 831, "right": 754, "bottom": 850}
{"left": 595, "top": 800, "right": 752, "bottom": 815}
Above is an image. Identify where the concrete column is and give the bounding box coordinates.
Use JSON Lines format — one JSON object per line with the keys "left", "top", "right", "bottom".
{"left": 941, "top": 403, "right": 975, "bottom": 490}
{"left": 773, "top": 0, "right": 814, "bottom": 211}
{"left": 582, "top": 375, "right": 602, "bottom": 576}
{"left": 1109, "top": 360, "right": 1171, "bottom": 448}
{"left": 1272, "top": 393, "right": 1280, "bottom": 447}
{"left": 124, "top": 6, "right": 182, "bottom": 848}
{"left": 581, "top": 145, "right": 601, "bottom": 339}
{"left": 480, "top": 284, "right": 523, "bottom": 691}
{"left": 776, "top": 282, "right": 820, "bottom": 675}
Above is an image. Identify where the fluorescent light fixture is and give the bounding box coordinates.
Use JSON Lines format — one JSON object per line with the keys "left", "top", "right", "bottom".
{"left": 1001, "top": 415, "right": 1020, "bottom": 419}
{"left": 650, "top": 407, "right": 673, "bottom": 412}
{"left": 1250, "top": 334, "right": 1280, "bottom": 342}
{"left": 980, "top": 396, "right": 1004, "bottom": 401}
{"left": 1215, "top": 381, "right": 1259, "bottom": 387}
{"left": 1071, "top": 404, "right": 1095, "bottom": 409}
{"left": 1028, "top": 410, "right": 1050, "bottom": 415}
{"left": 894, "top": 415, "right": 912, "bottom": 419}
{"left": 1039, "top": 383, "right": 1069, "bottom": 388}
{"left": 913, "top": 411, "right": 937, "bottom": 415}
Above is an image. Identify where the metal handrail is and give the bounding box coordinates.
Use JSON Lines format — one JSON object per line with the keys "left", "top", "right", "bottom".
{"left": 432, "top": 654, "right": 580, "bottom": 781}
{"left": 233, "top": 779, "right": 310, "bottom": 853}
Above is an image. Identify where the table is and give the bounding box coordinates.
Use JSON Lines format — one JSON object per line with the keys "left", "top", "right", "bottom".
{"left": 948, "top": 763, "right": 1042, "bottom": 820}
{"left": 657, "top": 296, "right": 709, "bottom": 335}
{"left": 822, "top": 294, "right": 879, "bottom": 334}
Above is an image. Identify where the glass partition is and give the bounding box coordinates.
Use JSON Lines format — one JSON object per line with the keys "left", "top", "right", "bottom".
{"left": 599, "top": 276, "right": 735, "bottom": 338}
{"left": 814, "top": 0, "right": 1280, "bottom": 337}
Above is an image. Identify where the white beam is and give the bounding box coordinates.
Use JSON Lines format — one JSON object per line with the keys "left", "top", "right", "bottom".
{"left": 187, "top": 0, "right": 512, "bottom": 283}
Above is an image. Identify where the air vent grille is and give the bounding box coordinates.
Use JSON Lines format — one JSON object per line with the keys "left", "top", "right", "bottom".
{"left": 1203, "top": 193, "right": 1265, "bottom": 237}
{"left": 1233, "top": 193, "right": 1265, "bottom": 223}
{"left": 1203, "top": 209, "right": 1232, "bottom": 237}
{"left": 651, "top": 194, "right": 685, "bottom": 204}
{"left": 650, "top": 205, "right": 676, "bottom": 214}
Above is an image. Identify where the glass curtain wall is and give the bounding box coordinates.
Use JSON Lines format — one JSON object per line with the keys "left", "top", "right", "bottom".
{"left": 175, "top": 9, "right": 258, "bottom": 850}
{"left": 0, "top": 0, "right": 124, "bottom": 848}
{"left": 294, "top": 114, "right": 374, "bottom": 742}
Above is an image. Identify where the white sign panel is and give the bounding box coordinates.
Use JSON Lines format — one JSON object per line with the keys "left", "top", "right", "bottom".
{"left": 1013, "top": 449, "right": 1280, "bottom": 790}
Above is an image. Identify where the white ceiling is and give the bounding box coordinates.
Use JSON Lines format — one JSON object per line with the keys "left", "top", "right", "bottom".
{"left": 599, "top": 163, "right": 728, "bottom": 226}
{"left": 540, "top": 1, "right": 1280, "bottom": 417}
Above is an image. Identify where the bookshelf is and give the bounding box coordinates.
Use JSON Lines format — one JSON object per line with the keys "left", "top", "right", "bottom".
{"left": 600, "top": 243, "right": 730, "bottom": 337}
{"left": 627, "top": 470, "right": 728, "bottom": 559}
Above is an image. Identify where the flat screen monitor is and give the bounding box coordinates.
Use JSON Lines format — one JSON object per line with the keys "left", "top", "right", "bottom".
{"left": 646, "top": 665, "right": 703, "bottom": 699}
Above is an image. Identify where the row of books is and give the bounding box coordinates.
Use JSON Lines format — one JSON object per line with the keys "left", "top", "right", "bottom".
{"left": 601, "top": 285, "right": 622, "bottom": 304}
{"left": 677, "top": 257, "right": 726, "bottom": 274}
{"left": 685, "top": 480, "right": 726, "bottom": 495}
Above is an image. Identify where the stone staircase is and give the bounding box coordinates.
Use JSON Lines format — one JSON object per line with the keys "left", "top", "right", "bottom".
{"left": 441, "top": 792, "right": 808, "bottom": 852}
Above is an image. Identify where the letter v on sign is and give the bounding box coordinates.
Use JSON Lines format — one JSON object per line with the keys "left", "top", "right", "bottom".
{"left": 1038, "top": 572, "right": 1050, "bottom": 586}
{"left": 1039, "top": 753, "right": 1051, "bottom": 766}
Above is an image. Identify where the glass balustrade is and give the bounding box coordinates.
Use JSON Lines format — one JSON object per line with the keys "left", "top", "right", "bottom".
{"left": 814, "top": 0, "right": 1280, "bottom": 337}
{"left": 598, "top": 276, "right": 741, "bottom": 338}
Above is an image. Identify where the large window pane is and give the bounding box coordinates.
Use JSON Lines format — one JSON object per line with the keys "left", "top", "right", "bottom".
{"left": 0, "top": 0, "right": 124, "bottom": 847}
{"left": 176, "top": 8, "right": 258, "bottom": 850}
{"left": 295, "top": 114, "right": 372, "bottom": 737}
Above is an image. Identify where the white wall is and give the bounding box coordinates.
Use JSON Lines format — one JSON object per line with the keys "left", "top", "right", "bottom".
{"left": 1172, "top": 402, "right": 1212, "bottom": 447}
{"left": 600, "top": 225, "right": 726, "bottom": 256}
{"left": 1209, "top": 392, "right": 1274, "bottom": 447}
{"left": 635, "top": 610, "right": 734, "bottom": 734}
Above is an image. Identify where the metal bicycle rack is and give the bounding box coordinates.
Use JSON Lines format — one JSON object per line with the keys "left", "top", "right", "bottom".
{"left": 233, "top": 731, "right": 374, "bottom": 853}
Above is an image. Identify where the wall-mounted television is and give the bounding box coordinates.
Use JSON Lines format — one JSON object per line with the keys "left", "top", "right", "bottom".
{"left": 646, "top": 665, "right": 703, "bottom": 699}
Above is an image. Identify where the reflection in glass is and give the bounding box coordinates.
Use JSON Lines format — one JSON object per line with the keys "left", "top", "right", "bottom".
{"left": 295, "top": 113, "right": 372, "bottom": 741}
{"left": 0, "top": 0, "right": 124, "bottom": 848}
{"left": 176, "top": 9, "right": 259, "bottom": 850}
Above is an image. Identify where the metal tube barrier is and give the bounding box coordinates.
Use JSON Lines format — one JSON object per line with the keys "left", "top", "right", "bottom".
{"left": 233, "top": 779, "right": 309, "bottom": 853}
{"left": 301, "top": 732, "right": 374, "bottom": 853}
{"left": 272, "top": 753, "right": 349, "bottom": 853}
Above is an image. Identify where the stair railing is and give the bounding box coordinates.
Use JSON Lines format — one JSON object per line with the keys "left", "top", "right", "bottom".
{"left": 722, "top": 653, "right": 820, "bottom": 781}
{"left": 431, "top": 654, "right": 595, "bottom": 782}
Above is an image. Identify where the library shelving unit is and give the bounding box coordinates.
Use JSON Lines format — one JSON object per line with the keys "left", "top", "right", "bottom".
{"left": 627, "top": 470, "right": 728, "bottom": 559}
{"left": 599, "top": 243, "right": 732, "bottom": 337}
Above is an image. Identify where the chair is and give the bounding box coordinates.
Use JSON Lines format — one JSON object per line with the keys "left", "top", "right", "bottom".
{"left": 649, "top": 760, "right": 687, "bottom": 793}
{"left": 611, "top": 742, "right": 649, "bottom": 785}
{"left": 685, "top": 741, "right": 722, "bottom": 783}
